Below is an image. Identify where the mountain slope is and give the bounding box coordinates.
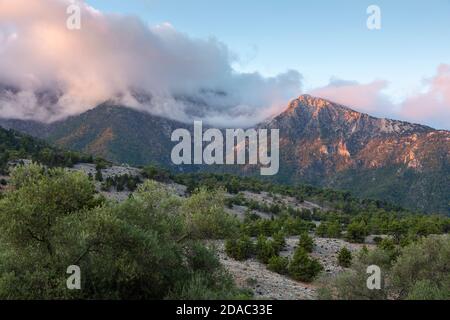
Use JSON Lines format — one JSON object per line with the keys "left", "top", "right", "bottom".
{"left": 1, "top": 103, "right": 190, "bottom": 167}
{"left": 0, "top": 125, "right": 94, "bottom": 173}
{"left": 263, "top": 95, "right": 449, "bottom": 213}
{"left": 0, "top": 95, "right": 448, "bottom": 214}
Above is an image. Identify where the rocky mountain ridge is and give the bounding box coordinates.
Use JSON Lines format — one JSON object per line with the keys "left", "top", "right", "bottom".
{"left": 0, "top": 95, "right": 448, "bottom": 214}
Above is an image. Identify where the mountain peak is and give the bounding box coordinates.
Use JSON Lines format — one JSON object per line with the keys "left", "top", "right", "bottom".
{"left": 287, "top": 94, "right": 351, "bottom": 114}
{"left": 270, "top": 94, "right": 435, "bottom": 138}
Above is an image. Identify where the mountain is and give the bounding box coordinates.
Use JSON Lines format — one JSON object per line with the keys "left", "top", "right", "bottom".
{"left": 263, "top": 95, "right": 449, "bottom": 214}
{"left": 0, "top": 103, "right": 188, "bottom": 167}
{"left": 0, "top": 125, "right": 94, "bottom": 174}
{"left": 0, "top": 95, "right": 448, "bottom": 214}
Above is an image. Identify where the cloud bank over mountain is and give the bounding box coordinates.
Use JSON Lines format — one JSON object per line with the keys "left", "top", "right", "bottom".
{"left": 0, "top": 0, "right": 302, "bottom": 127}
{"left": 0, "top": 0, "right": 448, "bottom": 129}
{"left": 311, "top": 65, "right": 450, "bottom": 130}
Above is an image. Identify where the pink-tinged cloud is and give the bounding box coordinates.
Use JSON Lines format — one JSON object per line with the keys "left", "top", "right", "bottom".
{"left": 309, "top": 66, "right": 450, "bottom": 130}
{"left": 0, "top": 0, "right": 447, "bottom": 130}
{"left": 400, "top": 64, "right": 450, "bottom": 130}
{"left": 0, "top": 0, "right": 302, "bottom": 126}
{"left": 309, "top": 79, "right": 394, "bottom": 117}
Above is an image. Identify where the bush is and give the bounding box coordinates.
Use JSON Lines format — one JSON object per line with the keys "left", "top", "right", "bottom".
{"left": 0, "top": 170, "right": 244, "bottom": 299}
{"left": 168, "top": 271, "right": 252, "bottom": 300}
{"left": 406, "top": 280, "right": 449, "bottom": 300}
{"left": 95, "top": 169, "right": 103, "bottom": 182}
{"left": 142, "top": 165, "right": 171, "bottom": 182}
{"left": 390, "top": 235, "right": 450, "bottom": 300}
{"left": 267, "top": 256, "right": 289, "bottom": 275}
{"left": 298, "top": 233, "right": 314, "bottom": 253}
{"left": 337, "top": 247, "right": 352, "bottom": 268}
{"left": 317, "top": 248, "right": 391, "bottom": 300}
{"left": 345, "top": 221, "right": 368, "bottom": 243}
{"left": 378, "top": 238, "right": 400, "bottom": 262}
{"left": 225, "top": 236, "right": 254, "bottom": 261}
{"left": 288, "top": 247, "right": 323, "bottom": 282}
{"left": 272, "top": 231, "right": 286, "bottom": 252}
{"left": 187, "top": 242, "right": 221, "bottom": 273}
{"left": 183, "top": 188, "right": 239, "bottom": 239}
{"left": 256, "top": 235, "right": 277, "bottom": 264}
{"left": 318, "top": 235, "right": 450, "bottom": 300}
{"left": 316, "top": 221, "right": 341, "bottom": 238}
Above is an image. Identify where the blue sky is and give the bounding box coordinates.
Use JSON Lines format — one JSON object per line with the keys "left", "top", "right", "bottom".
{"left": 2, "top": 0, "right": 447, "bottom": 128}
{"left": 87, "top": 0, "right": 450, "bottom": 101}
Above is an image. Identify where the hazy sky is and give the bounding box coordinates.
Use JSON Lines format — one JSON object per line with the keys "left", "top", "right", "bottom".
{"left": 87, "top": 0, "right": 450, "bottom": 101}
{"left": 1, "top": 0, "right": 449, "bottom": 129}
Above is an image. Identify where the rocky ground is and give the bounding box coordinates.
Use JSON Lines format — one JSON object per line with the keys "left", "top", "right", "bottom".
{"left": 241, "top": 190, "right": 325, "bottom": 211}
{"left": 214, "top": 240, "right": 316, "bottom": 300}
{"left": 71, "top": 163, "right": 141, "bottom": 179}
{"left": 225, "top": 205, "right": 273, "bottom": 220}
{"left": 69, "top": 163, "right": 142, "bottom": 201}
{"left": 213, "top": 237, "right": 373, "bottom": 300}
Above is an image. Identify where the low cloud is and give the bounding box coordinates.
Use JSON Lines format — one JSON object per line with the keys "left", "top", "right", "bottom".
{"left": 0, "top": 0, "right": 447, "bottom": 130}
{"left": 0, "top": 0, "right": 302, "bottom": 127}
{"left": 310, "top": 66, "right": 450, "bottom": 130}
{"left": 399, "top": 64, "right": 450, "bottom": 130}
{"left": 310, "top": 78, "right": 394, "bottom": 117}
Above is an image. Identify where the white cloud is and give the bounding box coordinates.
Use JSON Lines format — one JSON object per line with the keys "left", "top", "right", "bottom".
{"left": 0, "top": 0, "right": 302, "bottom": 126}
{"left": 309, "top": 66, "right": 450, "bottom": 130}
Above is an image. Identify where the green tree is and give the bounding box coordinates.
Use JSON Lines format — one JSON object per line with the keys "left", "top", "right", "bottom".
{"left": 318, "top": 248, "right": 391, "bottom": 300}
{"left": 390, "top": 235, "right": 450, "bottom": 300}
{"left": 256, "top": 235, "right": 277, "bottom": 264}
{"left": 225, "top": 236, "right": 254, "bottom": 261}
{"left": 267, "top": 256, "right": 289, "bottom": 275}
{"left": 337, "top": 247, "right": 352, "bottom": 268}
{"left": 316, "top": 221, "right": 341, "bottom": 238}
{"left": 288, "top": 247, "right": 323, "bottom": 282}
{"left": 272, "top": 231, "right": 286, "bottom": 252}
{"left": 182, "top": 187, "right": 239, "bottom": 239}
{"left": 378, "top": 238, "right": 399, "bottom": 262}
{"left": 406, "top": 280, "right": 449, "bottom": 300}
{"left": 95, "top": 169, "right": 103, "bottom": 182}
{"left": 318, "top": 235, "right": 450, "bottom": 300}
{"left": 298, "top": 232, "right": 314, "bottom": 253}
{"left": 345, "top": 221, "right": 368, "bottom": 243}
{"left": 0, "top": 170, "right": 244, "bottom": 299}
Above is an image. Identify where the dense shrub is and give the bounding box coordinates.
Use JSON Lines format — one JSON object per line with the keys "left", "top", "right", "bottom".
{"left": 0, "top": 166, "right": 243, "bottom": 299}
{"left": 390, "top": 235, "right": 450, "bottom": 300}
{"left": 378, "top": 238, "right": 400, "bottom": 262}
{"left": 318, "top": 235, "right": 450, "bottom": 300}
{"left": 256, "top": 236, "right": 278, "bottom": 264}
{"left": 142, "top": 165, "right": 172, "bottom": 182}
{"left": 272, "top": 231, "right": 287, "bottom": 252}
{"left": 345, "top": 221, "right": 368, "bottom": 243}
{"left": 406, "top": 280, "right": 449, "bottom": 300}
{"left": 288, "top": 247, "right": 323, "bottom": 282}
{"left": 225, "top": 236, "right": 254, "bottom": 261}
{"left": 298, "top": 233, "right": 314, "bottom": 253}
{"left": 267, "top": 256, "right": 289, "bottom": 275}
{"left": 183, "top": 187, "right": 239, "bottom": 239}
{"left": 95, "top": 169, "right": 103, "bottom": 182}
{"left": 337, "top": 247, "right": 352, "bottom": 268}
{"left": 101, "top": 174, "right": 141, "bottom": 192}
{"left": 316, "top": 221, "right": 341, "bottom": 238}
